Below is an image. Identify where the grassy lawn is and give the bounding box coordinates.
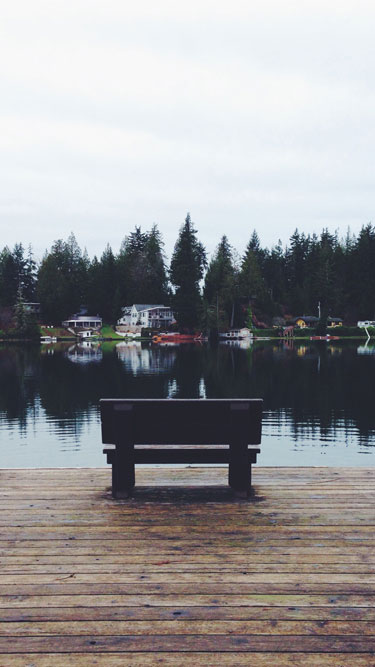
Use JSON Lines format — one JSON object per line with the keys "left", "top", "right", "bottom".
{"left": 40, "top": 326, "right": 75, "bottom": 339}
{"left": 39, "top": 325, "right": 126, "bottom": 340}
{"left": 100, "top": 325, "right": 125, "bottom": 339}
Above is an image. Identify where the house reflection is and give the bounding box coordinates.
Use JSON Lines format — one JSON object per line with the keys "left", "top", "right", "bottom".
{"left": 358, "top": 343, "right": 375, "bottom": 355}
{"left": 66, "top": 342, "right": 103, "bottom": 363}
{"left": 219, "top": 338, "right": 253, "bottom": 350}
{"left": 115, "top": 341, "right": 177, "bottom": 375}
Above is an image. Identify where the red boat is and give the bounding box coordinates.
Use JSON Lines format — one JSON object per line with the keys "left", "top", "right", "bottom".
{"left": 310, "top": 335, "right": 340, "bottom": 341}
{"left": 152, "top": 333, "right": 204, "bottom": 343}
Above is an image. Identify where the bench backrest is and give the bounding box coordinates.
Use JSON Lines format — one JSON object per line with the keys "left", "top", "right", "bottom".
{"left": 100, "top": 398, "right": 262, "bottom": 445}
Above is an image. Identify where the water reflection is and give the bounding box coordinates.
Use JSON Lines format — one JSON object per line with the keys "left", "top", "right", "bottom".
{"left": 115, "top": 341, "right": 176, "bottom": 374}
{"left": 0, "top": 340, "right": 375, "bottom": 467}
{"left": 357, "top": 341, "right": 375, "bottom": 355}
{"left": 66, "top": 342, "right": 103, "bottom": 363}
{"left": 219, "top": 338, "right": 253, "bottom": 350}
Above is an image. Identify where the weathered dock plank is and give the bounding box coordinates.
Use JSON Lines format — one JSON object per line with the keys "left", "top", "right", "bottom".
{"left": 0, "top": 466, "right": 374, "bottom": 664}
{"left": 2, "top": 653, "right": 375, "bottom": 666}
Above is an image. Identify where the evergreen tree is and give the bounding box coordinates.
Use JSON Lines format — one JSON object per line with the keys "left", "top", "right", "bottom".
{"left": 14, "top": 287, "right": 28, "bottom": 336}
{"left": 263, "top": 240, "right": 286, "bottom": 309}
{"left": 37, "top": 235, "right": 88, "bottom": 323}
{"left": 170, "top": 214, "right": 206, "bottom": 330}
{"left": 23, "top": 245, "right": 37, "bottom": 301}
{"left": 203, "top": 235, "right": 237, "bottom": 331}
{"left": 285, "top": 230, "right": 311, "bottom": 314}
{"left": 87, "top": 245, "right": 117, "bottom": 322}
{"left": 313, "top": 229, "right": 337, "bottom": 314}
{"left": 116, "top": 225, "right": 169, "bottom": 308}
{"left": 0, "top": 247, "right": 18, "bottom": 307}
{"left": 342, "top": 228, "right": 357, "bottom": 321}
{"left": 86, "top": 256, "right": 101, "bottom": 316}
{"left": 239, "top": 235, "right": 268, "bottom": 323}
{"left": 117, "top": 227, "right": 148, "bottom": 306}
{"left": 247, "top": 230, "right": 267, "bottom": 272}
{"left": 351, "top": 224, "right": 375, "bottom": 319}
{"left": 0, "top": 243, "right": 37, "bottom": 307}
{"left": 142, "top": 225, "right": 169, "bottom": 304}
{"left": 14, "top": 287, "right": 40, "bottom": 339}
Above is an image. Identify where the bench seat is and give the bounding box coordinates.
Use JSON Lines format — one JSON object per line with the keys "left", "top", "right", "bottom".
{"left": 100, "top": 398, "right": 262, "bottom": 498}
{"left": 103, "top": 444, "right": 260, "bottom": 464}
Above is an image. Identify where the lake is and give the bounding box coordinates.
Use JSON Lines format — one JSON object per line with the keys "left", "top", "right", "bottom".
{"left": 1, "top": 338, "right": 375, "bottom": 468}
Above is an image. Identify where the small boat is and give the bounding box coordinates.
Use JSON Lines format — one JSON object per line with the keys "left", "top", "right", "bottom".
{"left": 310, "top": 335, "right": 340, "bottom": 341}
{"left": 152, "top": 333, "right": 203, "bottom": 343}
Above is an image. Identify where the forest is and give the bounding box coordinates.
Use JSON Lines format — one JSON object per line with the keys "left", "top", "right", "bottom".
{"left": 1, "top": 214, "right": 375, "bottom": 333}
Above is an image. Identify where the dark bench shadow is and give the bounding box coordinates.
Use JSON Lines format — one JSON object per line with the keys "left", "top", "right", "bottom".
{"left": 102, "top": 485, "right": 261, "bottom": 504}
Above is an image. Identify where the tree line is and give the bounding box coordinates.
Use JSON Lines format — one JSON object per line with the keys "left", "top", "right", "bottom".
{"left": 1, "top": 214, "right": 375, "bottom": 332}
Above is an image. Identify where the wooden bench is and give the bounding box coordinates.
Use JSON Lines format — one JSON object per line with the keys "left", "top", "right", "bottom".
{"left": 100, "top": 398, "right": 263, "bottom": 498}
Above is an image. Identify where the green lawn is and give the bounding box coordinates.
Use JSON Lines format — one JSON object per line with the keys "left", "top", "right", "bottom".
{"left": 100, "top": 325, "right": 125, "bottom": 339}
{"left": 40, "top": 326, "right": 74, "bottom": 339}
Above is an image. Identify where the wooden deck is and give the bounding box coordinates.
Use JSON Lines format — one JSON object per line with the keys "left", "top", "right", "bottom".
{"left": 0, "top": 466, "right": 375, "bottom": 665}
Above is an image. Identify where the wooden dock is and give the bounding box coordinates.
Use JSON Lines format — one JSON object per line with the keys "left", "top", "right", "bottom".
{"left": 0, "top": 466, "right": 375, "bottom": 665}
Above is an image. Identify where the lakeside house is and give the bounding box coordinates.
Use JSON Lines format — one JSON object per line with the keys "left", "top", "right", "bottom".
{"left": 358, "top": 320, "right": 375, "bottom": 327}
{"left": 117, "top": 304, "right": 175, "bottom": 330}
{"left": 294, "top": 315, "right": 343, "bottom": 328}
{"left": 327, "top": 317, "right": 343, "bottom": 327}
{"left": 219, "top": 328, "right": 253, "bottom": 340}
{"left": 62, "top": 314, "right": 102, "bottom": 329}
{"left": 294, "top": 315, "right": 319, "bottom": 328}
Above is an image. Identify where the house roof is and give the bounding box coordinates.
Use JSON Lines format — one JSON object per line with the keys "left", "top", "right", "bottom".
{"left": 327, "top": 316, "right": 343, "bottom": 322}
{"left": 133, "top": 304, "right": 166, "bottom": 312}
{"left": 67, "top": 315, "right": 102, "bottom": 321}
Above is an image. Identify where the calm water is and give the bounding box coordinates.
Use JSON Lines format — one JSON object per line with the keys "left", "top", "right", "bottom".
{"left": 1, "top": 339, "right": 375, "bottom": 467}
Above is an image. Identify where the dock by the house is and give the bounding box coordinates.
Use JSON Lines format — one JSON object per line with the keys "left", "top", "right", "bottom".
{"left": 0, "top": 466, "right": 375, "bottom": 665}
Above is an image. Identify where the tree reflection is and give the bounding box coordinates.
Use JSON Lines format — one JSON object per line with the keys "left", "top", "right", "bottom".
{"left": 0, "top": 341, "right": 375, "bottom": 448}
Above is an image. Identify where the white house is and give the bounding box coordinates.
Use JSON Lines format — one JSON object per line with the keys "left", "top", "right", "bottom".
{"left": 219, "top": 328, "right": 253, "bottom": 340}
{"left": 358, "top": 320, "right": 375, "bottom": 328}
{"left": 117, "top": 304, "right": 174, "bottom": 329}
{"left": 62, "top": 314, "right": 102, "bottom": 329}
{"left": 78, "top": 329, "right": 96, "bottom": 339}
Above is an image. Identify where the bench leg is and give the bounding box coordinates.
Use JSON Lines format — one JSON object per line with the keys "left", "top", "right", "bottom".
{"left": 112, "top": 445, "right": 135, "bottom": 499}
{"left": 228, "top": 442, "right": 252, "bottom": 496}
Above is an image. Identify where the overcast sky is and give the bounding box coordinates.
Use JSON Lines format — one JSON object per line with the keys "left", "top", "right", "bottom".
{"left": 1, "top": 0, "right": 375, "bottom": 262}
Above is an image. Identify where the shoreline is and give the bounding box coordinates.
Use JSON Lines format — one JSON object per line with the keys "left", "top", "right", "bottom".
{"left": 0, "top": 335, "right": 372, "bottom": 344}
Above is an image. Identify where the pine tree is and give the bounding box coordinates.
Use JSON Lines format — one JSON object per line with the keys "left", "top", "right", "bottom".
{"left": 239, "top": 236, "right": 268, "bottom": 322}
{"left": 15, "top": 286, "right": 27, "bottom": 336}
{"left": 263, "top": 240, "right": 286, "bottom": 308}
{"left": 117, "top": 227, "right": 148, "bottom": 306}
{"left": 142, "top": 225, "right": 169, "bottom": 304}
{"left": 37, "top": 235, "right": 88, "bottom": 323}
{"left": 87, "top": 246, "right": 118, "bottom": 322}
{"left": 351, "top": 224, "right": 375, "bottom": 319}
{"left": 14, "top": 286, "right": 40, "bottom": 339}
{"left": 203, "top": 235, "right": 237, "bottom": 331}
{"left": 170, "top": 214, "right": 206, "bottom": 330}
{"left": 285, "top": 230, "right": 311, "bottom": 314}
{"left": 0, "top": 244, "right": 33, "bottom": 307}
{"left": 23, "top": 245, "right": 37, "bottom": 301}
{"left": 0, "top": 247, "right": 18, "bottom": 307}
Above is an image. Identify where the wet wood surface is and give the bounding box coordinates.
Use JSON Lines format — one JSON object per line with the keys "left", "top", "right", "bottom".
{"left": 0, "top": 466, "right": 375, "bottom": 665}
